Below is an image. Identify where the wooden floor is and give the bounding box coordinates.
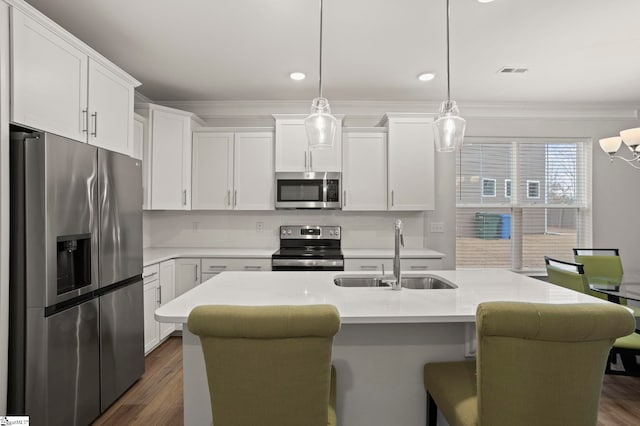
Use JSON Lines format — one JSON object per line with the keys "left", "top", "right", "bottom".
{"left": 92, "top": 337, "right": 183, "bottom": 426}
{"left": 92, "top": 336, "right": 640, "bottom": 425}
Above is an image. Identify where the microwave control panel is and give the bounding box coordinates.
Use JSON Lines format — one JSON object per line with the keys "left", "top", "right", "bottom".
{"left": 326, "top": 179, "right": 340, "bottom": 202}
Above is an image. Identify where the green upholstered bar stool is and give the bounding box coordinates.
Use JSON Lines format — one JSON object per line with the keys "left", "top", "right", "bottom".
{"left": 545, "top": 256, "right": 640, "bottom": 376}
{"left": 188, "top": 304, "right": 341, "bottom": 426}
{"left": 423, "top": 301, "right": 635, "bottom": 426}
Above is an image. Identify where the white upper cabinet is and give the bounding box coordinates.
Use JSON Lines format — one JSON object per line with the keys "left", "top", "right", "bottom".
{"left": 11, "top": 8, "right": 88, "bottom": 142}
{"left": 192, "top": 129, "right": 274, "bottom": 210}
{"left": 87, "top": 59, "right": 134, "bottom": 154}
{"left": 234, "top": 132, "right": 274, "bottom": 210}
{"left": 342, "top": 130, "right": 388, "bottom": 211}
{"left": 192, "top": 132, "right": 234, "bottom": 209}
{"left": 137, "top": 104, "right": 204, "bottom": 210}
{"left": 273, "top": 114, "right": 342, "bottom": 172}
{"left": 384, "top": 113, "right": 435, "bottom": 210}
{"left": 10, "top": 6, "right": 139, "bottom": 156}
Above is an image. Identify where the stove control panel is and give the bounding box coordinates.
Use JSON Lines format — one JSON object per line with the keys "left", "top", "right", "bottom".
{"left": 279, "top": 225, "right": 341, "bottom": 240}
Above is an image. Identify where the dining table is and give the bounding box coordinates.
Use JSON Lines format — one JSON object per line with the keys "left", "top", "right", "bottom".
{"left": 588, "top": 279, "right": 640, "bottom": 304}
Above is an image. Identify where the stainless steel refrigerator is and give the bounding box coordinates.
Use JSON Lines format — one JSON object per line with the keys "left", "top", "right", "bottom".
{"left": 9, "top": 130, "right": 144, "bottom": 425}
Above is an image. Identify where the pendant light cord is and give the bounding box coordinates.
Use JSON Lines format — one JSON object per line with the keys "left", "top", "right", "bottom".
{"left": 446, "top": 0, "right": 451, "bottom": 102}
{"left": 319, "top": 0, "right": 324, "bottom": 99}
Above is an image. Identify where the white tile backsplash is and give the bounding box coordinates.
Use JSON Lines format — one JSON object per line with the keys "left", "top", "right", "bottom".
{"left": 146, "top": 210, "right": 426, "bottom": 249}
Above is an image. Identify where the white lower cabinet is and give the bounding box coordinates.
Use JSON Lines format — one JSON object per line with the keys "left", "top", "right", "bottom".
{"left": 143, "top": 264, "right": 160, "bottom": 354}
{"left": 344, "top": 257, "right": 443, "bottom": 272}
{"left": 144, "top": 261, "right": 177, "bottom": 354}
{"left": 175, "top": 258, "right": 202, "bottom": 298}
{"left": 159, "top": 260, "right": 176, "bottom": 340}
{"left": 201, "top": 258, "right": 271, "bottom": 274}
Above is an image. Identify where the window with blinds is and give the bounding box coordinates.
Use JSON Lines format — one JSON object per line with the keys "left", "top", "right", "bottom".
{"left": 456, "top": 137, "right": 591, "bottom": 272}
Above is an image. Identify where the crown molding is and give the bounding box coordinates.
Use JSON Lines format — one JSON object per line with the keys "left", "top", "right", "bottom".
{"left": 154, "top": 99, "right": 640, "bottom": 122}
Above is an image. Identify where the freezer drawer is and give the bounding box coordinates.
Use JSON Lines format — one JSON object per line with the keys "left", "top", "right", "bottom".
{"left": 99, "top": 280, "right": 145, "bottom": 411}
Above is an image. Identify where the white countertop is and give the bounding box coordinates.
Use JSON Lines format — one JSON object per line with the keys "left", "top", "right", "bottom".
{"left": 155, "top": 269, "right": 605, "bottom": 324}
{"left": 144, "top": 247, "right": 445, "bottom": 266}
{"left": 143, "top": 247, "right": 276, "bottom": 266}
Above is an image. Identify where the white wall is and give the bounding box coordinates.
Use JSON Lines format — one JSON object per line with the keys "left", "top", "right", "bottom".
{"left": 147, "top": 210, "right": 427, "bottom": 250}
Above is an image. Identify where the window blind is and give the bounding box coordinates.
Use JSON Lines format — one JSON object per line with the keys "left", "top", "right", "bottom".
{"left": 456, "top": 137, "right": 591, "bottom": 272}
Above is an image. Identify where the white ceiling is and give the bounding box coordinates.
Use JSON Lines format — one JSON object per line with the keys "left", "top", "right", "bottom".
{"left": 23, "top": 0, "right": 640, "bottom": 105}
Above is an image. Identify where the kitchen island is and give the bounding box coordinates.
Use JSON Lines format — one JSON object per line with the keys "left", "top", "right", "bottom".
{"left": 155, "top": 269, "right": 605, "bottom": 426}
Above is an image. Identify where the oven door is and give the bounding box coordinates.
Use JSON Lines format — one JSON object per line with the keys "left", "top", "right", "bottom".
{"left": 271, "top": 258, "right": 344, "bottom": 271}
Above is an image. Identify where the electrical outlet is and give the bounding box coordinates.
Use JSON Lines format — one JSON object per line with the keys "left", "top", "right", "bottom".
{"left": 256, "top": 221, "right": 264, "bottom": 232}
{"left": 192, "top": 221, "right": 199, "bottom": 232}
{"left": 430, "top": 222, "right": 445, "bottom": 233}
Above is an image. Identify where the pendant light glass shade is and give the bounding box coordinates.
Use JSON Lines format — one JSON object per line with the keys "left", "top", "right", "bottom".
{"left": 305, "top": 97, "right": 337, "bottom": 150}
{"left": 305, "top": 0, "right": 336, "bottom": 150}
{"left": 434, "top": 100, "right": 466, "bottom": 152}
{"left": 433, "top": 0, "right": 465, "bottom": 153}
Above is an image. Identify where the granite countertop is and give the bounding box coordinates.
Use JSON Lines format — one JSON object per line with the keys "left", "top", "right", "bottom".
{"left": 155, "top": 269, "right": 605, "bottom": 325}
{"left": 144, "top": 247, "right": 445, "bottom": 266}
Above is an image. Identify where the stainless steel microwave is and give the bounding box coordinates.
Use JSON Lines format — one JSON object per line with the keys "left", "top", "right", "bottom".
{"left": 275, "top": 172, "right": 341, "bottom": 209}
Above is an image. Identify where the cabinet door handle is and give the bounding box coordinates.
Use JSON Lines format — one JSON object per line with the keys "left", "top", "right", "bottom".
{"left": 234, "top": 190, "right": 237, "bottom": 207}
{"left": 209, "top": 265, "right": 227, "bottom": 270}
{"left": 156, "top": 287, "right": 161, "bottom": 305}
{"left": 183, "top": 189, "right": 187, "bottom": 205}
{"left": 309, "top": 151, "right": 313, "bottom": 169}
{"left": 195, "top": 264, "right": 198, "bottom": 282}
{"left": 82, "top": 109, "right": 88, "bottom": 134}
{"left": 410, "top": 265, "right": 429, "bottom": 270}
{"left": 360, "top": 265, "right": 378, "bottom": 270}
{"left": 304, "top": 152, "right": 307, "bottom": 169}
{"left": 227, "top": 189, "right": 231, "bottom": 206}
{"left": 143, "top": 271, "right": 158, "bottom": 279}
{"left": 343, "top": 190, "right": 346, "bottom": 207}
{"left": 159, "top": 285, "right": 163, "bottom": 304}
{"left": 391, "top": 190, "right": 395, "bottom": 207}
{"left": 244, "top": 266, "right": 262, "bottom": 270}
{"left": 91, "top": 112, "right": 98, "bottom": 137}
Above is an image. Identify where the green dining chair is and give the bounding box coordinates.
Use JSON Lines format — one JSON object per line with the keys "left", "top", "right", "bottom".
{"left": 423, "top": 301, "right": 635, "bottom": 426}
{"left": 572, "top": 248, "right": 640, "bottom": 316}
{"left": 188, "top": 304, "right": 341, "bottom": 426}
{"left": 545, "top": 256, "right": 640, "bottom": 376}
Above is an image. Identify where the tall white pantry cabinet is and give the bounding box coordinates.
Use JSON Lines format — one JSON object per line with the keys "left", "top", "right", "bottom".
{"left": 10, "top": 3, "right": 139, "bottom": 157}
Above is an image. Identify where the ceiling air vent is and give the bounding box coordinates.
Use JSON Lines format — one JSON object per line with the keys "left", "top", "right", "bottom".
{"left": 498, "top": 66, "right": 528, "bottom": 74}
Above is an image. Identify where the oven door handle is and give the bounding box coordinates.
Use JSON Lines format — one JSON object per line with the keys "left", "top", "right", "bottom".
{"left": 271, "top": 258, "right": 344, "bottom": 268}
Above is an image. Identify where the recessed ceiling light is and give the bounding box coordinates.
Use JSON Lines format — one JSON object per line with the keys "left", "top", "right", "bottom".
{"left": 417, "top": 72, "right": 435, "bottom": 82}
{"left": 477, "top": 0, "right": 496, "bottom": 3}
{"left": 289, "top": 72, "right": 306, "bottom": 81}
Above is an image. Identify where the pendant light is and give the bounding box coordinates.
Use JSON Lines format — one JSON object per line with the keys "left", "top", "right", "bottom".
{"left": 433, "top": 0, "right": 466, "bottom": 152}
{"left": 305, "top": 0, "right": 337, "bottom": 150}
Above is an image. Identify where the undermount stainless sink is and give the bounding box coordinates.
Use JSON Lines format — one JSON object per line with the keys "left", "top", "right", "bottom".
{"left": 400, "top": 276, "right": 457, "bottom": 290}
{"left": 333, "top": 275, "right": 390, "bottom": 288}
{"left": 333, "top": 274, "right": 457, "bottom": 290}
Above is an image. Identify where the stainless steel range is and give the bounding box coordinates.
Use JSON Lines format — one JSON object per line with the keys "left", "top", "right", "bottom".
{"left": 271, "top": 225, "right": 344, "bottom": 271}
